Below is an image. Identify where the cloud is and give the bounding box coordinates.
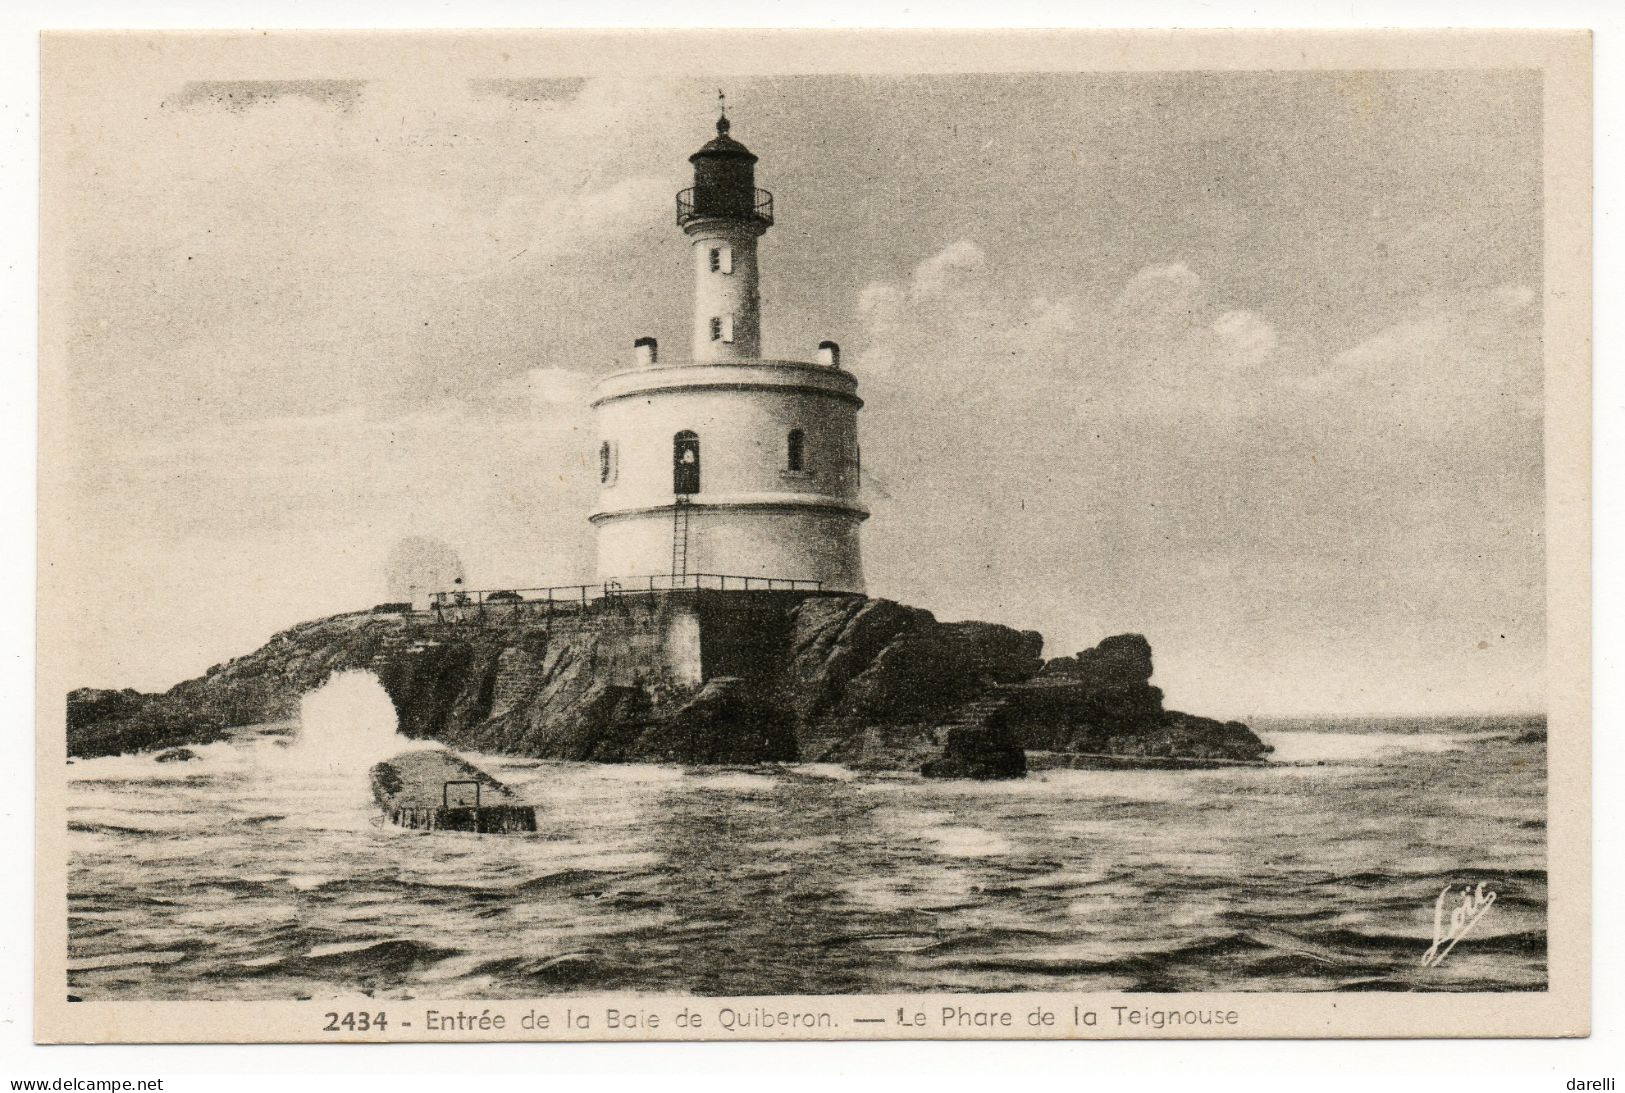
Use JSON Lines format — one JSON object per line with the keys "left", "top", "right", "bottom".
{"left": 855, "top": 246, "right": 1283, "bottom": 414}
{"left": 1329, "top": 285, "right": 1543, "bottom": 427}
{"left": 842, "top": 243, "right": 1540, "bottom": 718}
{"left": 1114, "top": 262, "right": 1205, "bottom": 333}
{"left": 1025, "top": 296, "right": 1080, "bottom": 337}
{"left": 63, "top": 73, "right": 692, "bottom": 434}
{"left": 173, "top": 79, "right": 367, "bottom": 112}
{"left": 908, "top": 239, "right": 986, "bottom": 300}
{"left": 1210, "top": 310, "right": 1280, "bottom": 370}
{"left": 857, "top": 281, "right": 904, "bottom": 326}
{"left": 854, "top": 240, "right": 993, "bottom": 372}
{"left": 53, "top": 68, "right": 698, "bottom": 688}
{"left": 496, "top": 367, "right": 595, "bottom": 410}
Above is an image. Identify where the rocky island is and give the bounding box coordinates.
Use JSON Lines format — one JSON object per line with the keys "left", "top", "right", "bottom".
{"left": 65, "top": 592, "right": 1270, "bottom": 778}
{"left": 63, "top": 117, "right": 1277, "bottom": 782}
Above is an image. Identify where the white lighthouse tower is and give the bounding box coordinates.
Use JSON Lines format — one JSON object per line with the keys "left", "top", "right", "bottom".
{"left": 588, "top": 111, "right": 867, "bottom": 592}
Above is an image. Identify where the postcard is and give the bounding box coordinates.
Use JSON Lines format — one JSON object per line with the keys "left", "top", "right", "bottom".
{"left": 35, "top": 27, "right": 1591, "bottom": 1042}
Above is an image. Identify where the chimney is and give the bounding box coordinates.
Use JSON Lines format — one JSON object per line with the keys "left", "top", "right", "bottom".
{"left": 634, "top": 336, "right": 658, "bottom": 367}
{"left": 817, "top": 340, "right": 841, "bottom": 368}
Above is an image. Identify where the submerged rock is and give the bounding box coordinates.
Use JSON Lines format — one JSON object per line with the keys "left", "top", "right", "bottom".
{"left": 153, "top": 747, "right": 199, "bottom": 763}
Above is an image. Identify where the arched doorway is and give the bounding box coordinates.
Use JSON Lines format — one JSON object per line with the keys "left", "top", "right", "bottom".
{"left": 674, "top": 431, "right": 700, "bottom": 495}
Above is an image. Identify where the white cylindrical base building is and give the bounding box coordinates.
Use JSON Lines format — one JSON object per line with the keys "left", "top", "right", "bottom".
{"left": 589, "top": 360, "right": 867, "bottom": 591}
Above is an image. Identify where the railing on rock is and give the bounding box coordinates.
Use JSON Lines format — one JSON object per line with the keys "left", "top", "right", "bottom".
{"left": 427, "top": 573, "right": 825, "bottom": 619}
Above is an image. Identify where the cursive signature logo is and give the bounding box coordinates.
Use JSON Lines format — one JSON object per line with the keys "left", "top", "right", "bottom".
{"left": 1421, "top": 881, "right": 1497, "bottom": 967}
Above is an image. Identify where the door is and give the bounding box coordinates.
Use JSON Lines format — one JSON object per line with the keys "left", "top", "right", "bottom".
{"left": 673, "top": 431, "right": 700, "bottom": 495}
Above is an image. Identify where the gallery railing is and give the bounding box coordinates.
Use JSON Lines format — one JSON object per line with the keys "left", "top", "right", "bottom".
{"left": 675, "top": 186, "right": 774, "bottom": 227}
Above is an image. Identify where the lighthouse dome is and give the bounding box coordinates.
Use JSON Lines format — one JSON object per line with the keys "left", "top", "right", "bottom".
{"left": 688, "top": 115, "right": 759, "bottom": 164}
{"left": 680, "top": 115, "right": 771, "bottom": 226}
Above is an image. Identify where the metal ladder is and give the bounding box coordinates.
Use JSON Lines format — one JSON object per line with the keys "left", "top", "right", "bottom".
{"left": 670, "top": 496, "right": 692, "bottom": 585}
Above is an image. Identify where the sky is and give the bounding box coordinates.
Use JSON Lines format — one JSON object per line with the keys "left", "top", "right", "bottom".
{"left": 45, "top": 47, "right": 1546, "bottom": 717}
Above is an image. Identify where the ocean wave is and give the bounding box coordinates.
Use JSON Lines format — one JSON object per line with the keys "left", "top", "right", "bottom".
{"left": 819, "top": 931, "right": 943, "bottom": 954}
{"left": 908, "top": 918, "right": 1547, "bottom": 985}
{"left": 916, "top": 930, "right": 1254, "bottom": 980}
{"left": 70, "top": 811, "right": 289, "bottom": 838}
{"left": 467, "top": 949, "right": 615, "bottom": 988}
{"left": 1306, "top": 866, "right": 1547, "bottom": 890}
{"left": 240, "top": 938, "right": 462, "bottom": 978}
{"left": 69, "top": 950, "right": 192, "bottom": 972}
{"left": 67, "top": 727, "right": 1548, "bottom": 1000}
{"left": 70, "top": 820, "right": 168, "bottom": 837}
{"left": 1258, "top": 731, "right": 1486, "bottom": 765}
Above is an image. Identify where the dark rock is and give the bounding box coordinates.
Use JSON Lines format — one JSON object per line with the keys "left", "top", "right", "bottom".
{"left": 782, "top": 597, "right": 929, "bottom": 722}
{"left": 153, "top": 747, "right": 199, "bottom": 763}
{"left": 1009, "top": 633, "right": 1271, "bottom": 763}
{"left": 845, "top": 620, "right": 1043, "bottom": 721}
{"left": 1096, "top": 712, "right": 1271, "bottom": 762}
{"left": 64, "top": 600, "right": 1259, "bottom": 770}
{"left": 784, "top": 597, "right": 1043, "bottom": 766}
{"left": 632, "top": 677, "right": 798, "bottom": 764}
{"left": 67, "top": 690, "right": 228, "bottom": 760}
{"left": 67, "top": 687, "right": 149, "bottom": 730}
{"left": 921, "top": 711, "right": 1026, "bottom": 780}
{"left": 1018, "top": 633, "right": 1168, "bottom": 750}
{"left": 1042, "top": 632, "right": 1154, "bottom": 689}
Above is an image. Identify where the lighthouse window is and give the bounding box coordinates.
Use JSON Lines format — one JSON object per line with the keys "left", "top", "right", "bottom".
{"left": 709, "top": 245, "right": 733, "bottom": 274}
{"left": 710, "top": 315, "right": 734, "bottom": 343}
{"left": 598, "top": 441, "right": 613, "bottom": 484}
{"left": 787, "top": 429, "right": 806, "bottom": 472}
{"left": 710, "top": 316, "right": 722, "bottom": 341}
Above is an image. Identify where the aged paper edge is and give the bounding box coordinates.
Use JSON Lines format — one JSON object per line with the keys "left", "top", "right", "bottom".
{"left": 33, "top": 26, "right": 1592, "bottom": 1044}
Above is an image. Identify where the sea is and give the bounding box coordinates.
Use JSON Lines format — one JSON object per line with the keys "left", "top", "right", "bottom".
{"left": 65, "top": 678, "right": 1546, "bottom": 1000}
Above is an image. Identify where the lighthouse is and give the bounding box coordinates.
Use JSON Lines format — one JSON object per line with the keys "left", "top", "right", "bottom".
{"left": 588, "top": 112, "right": 868, "bottom": 592}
